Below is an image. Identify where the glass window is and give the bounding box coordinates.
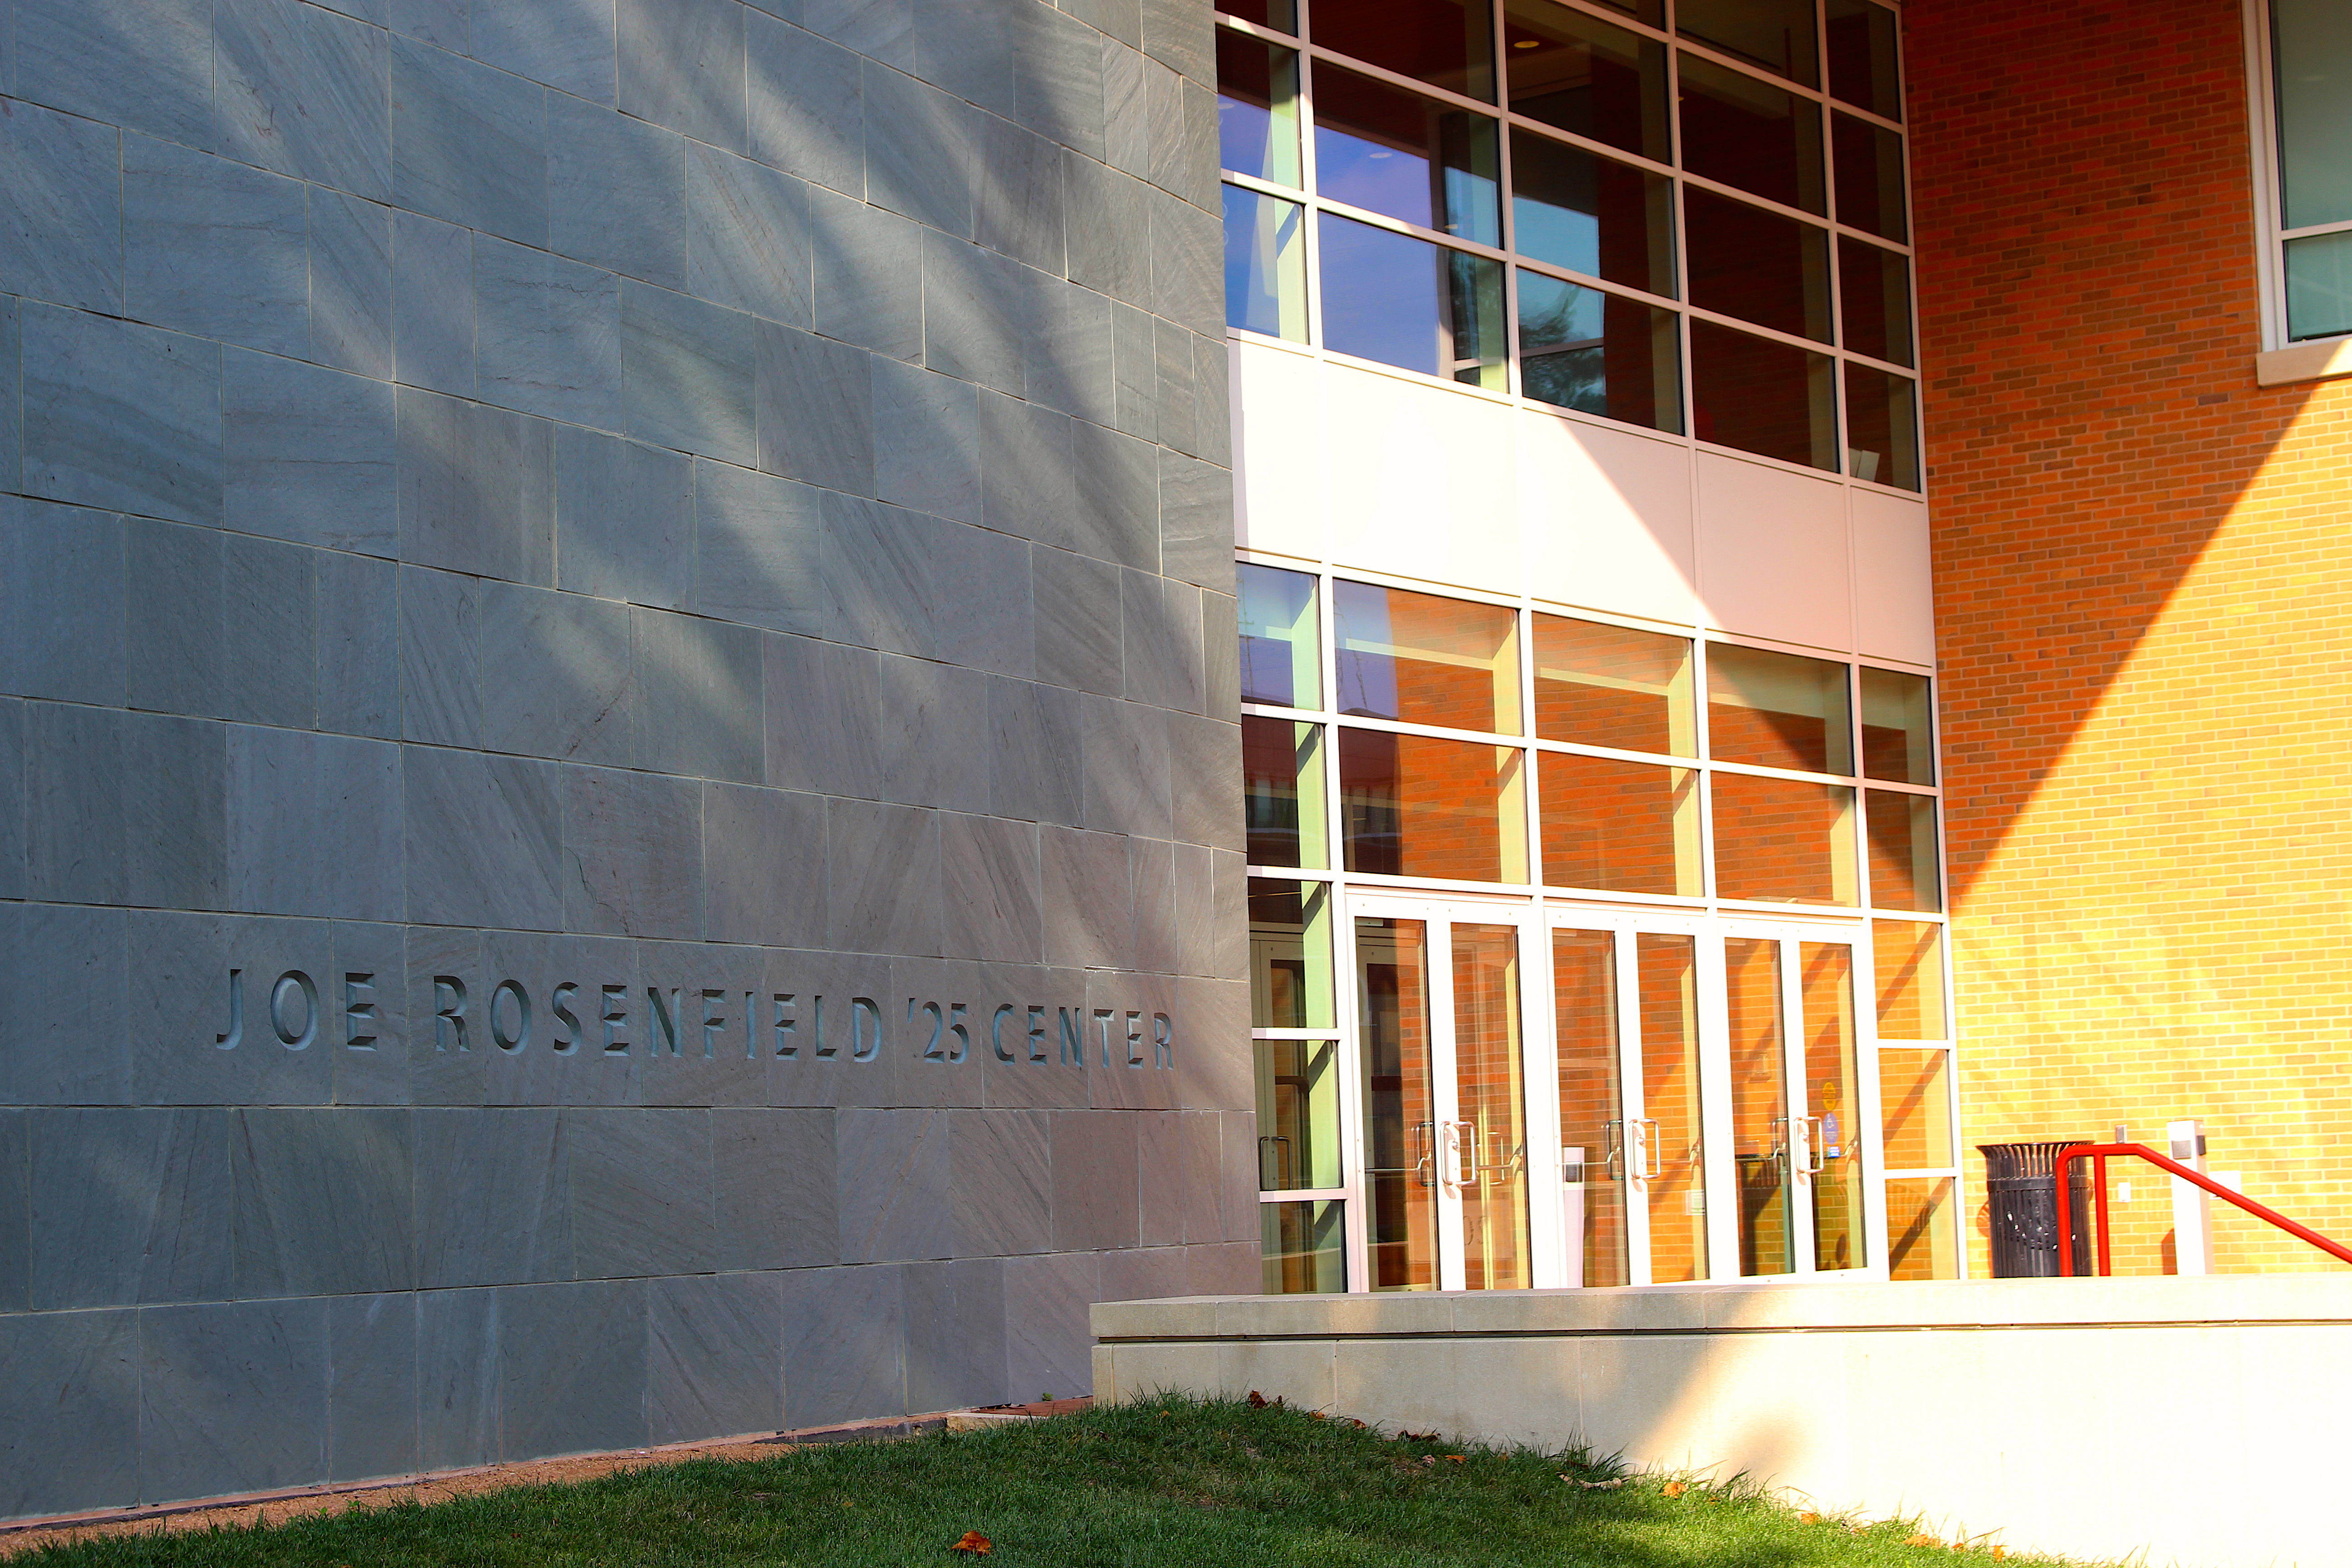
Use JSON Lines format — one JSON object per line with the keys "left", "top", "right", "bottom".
{"left": 1553, "top": 928, "right": 1627, "bottom": 1288}
{"left": 1339, "top": 730, "right": 1528, "bottom": 882}
{"left": 1532, "top": 614, "right": 1694, "bottom": 754}
{"left": 1312, "top": 0, "right": 1495, "bottom": 103}
{"left": 1825, "top": 0, "right": 1901, "bottom": 122}
{"left": 1683, "top": 188, "right": 1832, "bottom": 343}
{"left": 1313, "top": 64, "right": 1500, "bottom": 245}
{"left": 1250, "top": 877, "right": 1337, "bottom": 1028}
{"left": 1844, "top": 362, "right": 1919, "bottom": 490}
{"left": 1219, "top": 0, "right": 1296, "bottom": 34}
{"left": 1319, "top": 215, "right": 1508, "bottom": 387}
{"left": 1238, "top": 561, "right": 1321, "bottom": 708}
{"left": 1218, "top": 29, "right": 1301, "bottom": 186}
{"left": 1242, "top": 717, "right": 1328, "bottom": 868}
{"left": 1501, "top": 0, "right": 1670, "bottom": 164}
{"left": 2271, "top": 0, "right": 2352, "bottom": 231}
{"left": 1509, "top": 129, "right": 1676, "bottom": 296}
{"left": 2284, "top": 230, "right": 2352, "bottom": 342}
{"left": 1725, "top": 935, "right": 1792, "bottom": 1276}
{"left": 1261, "top": 1198, "right": 1347, "bottom": 1291}
{"left": 1879, "top": 1047, "right": 1953, "bottom": 1170}
{"left": 1710, "top": 774, "right": 1857, "bottom": 905}
{"left": 1334, "top": 579, "right": 1520, "bottom": 733}
{"left": 1539, "top": 754, "right": 1699, "bottom": 895}
{"left": 1223, "top": 184, "right": 1308, "bottom": 340}
{"left": 1358, "top": 915, "right": 1436, "bottom": 1289}
{"left": 1690, "top": 320, "right": 1838, "bottom": 471}
{"left": 1864, "top": 791, "right": 1940, "bottom": 911}
{"left": 1677, "top": 0, "right": 1818, "bottom": 88}
{"left": 1255, "top": 1040, "right": 1343, "bottom": 1187}
{"left": 1639, "top": 932, "right": 1708, "bottom": 1282}
{"left": 1871, "top": 917, "right": 1947, "bottom": 1038}
{"left": 1707, "top": 644, "right": 1852, "bottom": 774}
{"left": 1838, "top": 235, "right": 1913, "bottom": 367}
{"left": 1516, "top": 274, "right": 1682, "bottom": 432}
{"left": 1859, "top": 667, "right": 1933, "bottom": 784}
{"left": 1678, "top": 54, "right": 1824, "bottom": 215}
{"left": 1802, "top": 941, "right": 1865, "bottom": 1272}
{"left": 1886, "top": 1177, "right": 1959, "bottom": 1279}
{"left": 1831, "top": 111, "right": 1907, "bottom": 242}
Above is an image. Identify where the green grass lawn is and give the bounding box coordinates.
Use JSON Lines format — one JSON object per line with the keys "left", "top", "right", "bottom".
{"left": 18, "top": 1397, "right": 2071, "bottom": 1567}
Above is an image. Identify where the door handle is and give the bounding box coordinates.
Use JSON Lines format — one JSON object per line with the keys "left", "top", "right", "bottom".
{"left": 1257, "top": 1134, "right": 1292, "bottom": 1191}
{"left": 1412, "top": 1120, "right": 1435, "bottom": 1188}
{"left": 1800, "top": 1115, "right": 1827, "bottom": 1176}
{"left": 1454, "top": 1120, "right": 1480, "bottom": 1186}
{"left": 1604, "top": 1119, "right": 1625, "bottom": 1181}
{"left": 1631, "top": 1117, "right": 1659, "bottom": 1181}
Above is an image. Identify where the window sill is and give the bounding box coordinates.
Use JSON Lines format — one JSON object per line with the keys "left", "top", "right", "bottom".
{"left": 2255, "top": 336, "right": 2352, "bottom": 386}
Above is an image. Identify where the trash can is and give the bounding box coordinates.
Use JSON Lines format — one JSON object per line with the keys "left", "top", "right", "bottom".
{"left": 1979, "top": 1141, "right": 2096, "bottom": 1277}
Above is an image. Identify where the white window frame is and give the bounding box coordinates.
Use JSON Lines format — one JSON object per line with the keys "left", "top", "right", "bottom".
{"left": 2243, "top": 0, "right": 2352, "bottom": 382}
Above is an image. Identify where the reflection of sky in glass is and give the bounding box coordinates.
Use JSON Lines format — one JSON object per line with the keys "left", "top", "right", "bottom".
{"left": 1238, "top": 562, "right": 1318, "bottom": 708}
{"left": 1317, "top": 124, "right": 1440, "bottom": 230}
{"left": 1224, "top": 185, "right": 1304, "bottom": 338}
{"left": 1514, "top": 192, "right": 1601, "bottom": 280}
{"left": 1319, "top": 217, "right": 1444, "bottom": 375}
{"left": 1221, "top": 95, "right": 1280, "bottom": 182}
{"left": 1333, "top": 579, "right": 1401, "bottom": 718}
{"left": 2286, "top": 230, "right": 2352, "bottom": 341}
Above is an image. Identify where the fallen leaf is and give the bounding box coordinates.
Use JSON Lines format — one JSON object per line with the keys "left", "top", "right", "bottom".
{"left": 1662, "top": 1481, "right": 1688, "bottom": 1498}
{"left": 1904, "top": 1535, "right": 1945, "bottom": 1549}
{"left": 1445, "top": 1455, "right": 1468, "bottom": 1464}
{"left": 1308, "top": 1410, "right": 1328, "bottom": 1421}
{"left": 1798, "top": 1512, "right": 1819, "bottom": 1524}
{"left": 1347, "top": 1419, "right": 1367, "bottom": 1429}
{"left": 950, "top": 1530, "right": 993, "bottom": 1555}
{"left": 1400, "top": 1430, "right": 1439, "bottom": 1441}
{"left": 1567, "top": 1476, "right": 1624, "bottom": 1490}
{"left": 1991, "top": 1548, "right": 2008, "bottom": 1560}
{"left": 1246, "top": 1391, "right": 1269, "bottom": 1409}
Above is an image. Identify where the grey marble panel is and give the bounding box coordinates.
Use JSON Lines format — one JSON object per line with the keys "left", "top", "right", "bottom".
{"left": 1050, "top": 1108, "right": 1138, "bottom": 1250}
{"left": 975, "top": 962, "right": 1096, "bottom": 1112}
{"left": 330, "top": 919, "right": 413, "bottom": 1104}
{"left": 397, "top": 387, "right": 555, "bottom": 583}
{"left": 642, "top": 939, "right": 773, "bottom": 1108}
{"left": 14, "top": 0, "right": 215, "bottom": 150}
{"left": 1201, "top": 591, "right": 1240, "bottom": 722}
{"left": 554, "top": 426, "right": 695, "bottom": 611}
{"left": 21, "top": 703, "right": 126, "bottom": 902}
{"left": 1025, "top": 276, "right": 1115, "bottom": 426}
{"left": 1084, "top": 968, "right": 1178, "bottom": 1112}
{"left": 617, "top": 0, "right": 745, "bottom": 152}
{"left": 985, "top": 675, "right": 1082, "bottom": 828}
{"left": 1177, "top": 79, "right": 1220, "bottom": 211}
{"left": 220, "top": 533, "right": 316, "bottom": 728}
{"left": 122, "top": 912, "right": 334, "bottom": 1107}
{"left": 826, "top": 798, "right": 939, "bottom": 956}
{"left": 1154, "top": 317, "right": 1198, "bottom": 453}
{"left": 0, "top": 703, "right": 19, "bottom": 904}
{"left": 862, "top": 58, "right": 975, "bottom": 239}
{"left": 1067, "top": 0, "right": 1142, "bottom": 48}
{"left": 903, "top": 1255, "right": 1007, "bottom": 1413}
{"left": 870, "top": 361, "right": 981, "bottom": 527}
{"left": 416, "top": 1286, "right": 500, "bottom": 1470}
{"left": 1143, "top": 49, "right": 1186, "bottom": 195}
{"left": 550, "top": 93, "right": 687, "bottom": 290}
{"left": 466, "top": 929, "right": 643, "bottom": 1106}
{"left": 1109, "top": 299, "right": 1156, "bottom": 441}
{"left": 745, "top": 13, "right": 863, "bottom": 201}
{"left": 1081, "top": 693, "right": 1173, "bottom": 840}
{"left": 227, "top": 727, "right": 403, "bottom": 919}
{"left": 414, "top": 1108, "right": 572, "bottom": 1287}
{"left": 140, "top": 1297, "right": 330, "bottom": 1503}
{"left": 809, "top": 187, "right": 922, "bottom": 363}
{"left": 916, "top": 0, "right": 1016, "bottom": 117}
{"left": 978, "top": 394, "right": 1074, "bottom": 551}
{"left": 0, "top": 1113, "right": 25, "bottom": 1312}
{"left": 804, "top": 0, "right": 911, "bottom": 70}
{"left": 2, "top": 497, "right": 126, "bottom": 706}
{"left": 649, "top": 1272, "right": 784, "bottom": 1443}
{"left": 327, "top": 1294, "right": 419, "bottom": 1483}
{"left": 1063, "top": 155, "right": 1150, "bottom": 309}
{"left": 1097, "top": 1242, "right": 1186, "bottom": 1308}
{"left": 232, "top": 1109, "right": 415, "bottom": 1298}
{"left": 1219, "top": 1106, "right": 1261, "bottom": 1242}
{"left": 474, "top": 0, "right": 617, "bottom": 103}
{"left": 1126, "top": 835, "right": 1177, "bottom": 975}
{"left": 1001, "top": 1250, "right": 1097, "bottom": 1405}
{"left": 0, "top": 95, "right": 125, "bottom": 314}
{"left": 1031, "top": 547, "right": 1122, "bottom": 698}
{"left": 390, "top": 0, "right": 465, "bottom": 49}
{"left": 396, "top": 564, "right": 480, "bottom": 747}
{"left": 22, "top": 304, "right": 222, "bottom": 527}
{"left": 779, "top": 1263, "right": 903, "bottom": 1428}
{"left": 755, "top": 638, "right": 877, "bottom": 801}
{"left": 1135, "top": 1109, "right": 1182, "bottom": 1246}
{"left": 0, "top": 302, "right": 16, "bottom": 497}
{"left": 0, "top": 903, "right": 128, "bottom": 1107}
{"left": 924, "top": 231, "right": 1028, "bottom": 398}
{"left": 1012, "top": 1, "right": 1105, "bottom": 165}
{"left": 475, "top": 235, "right": 624, "bottom": 429}
{"left": 1210, "top": 847, "right": 1247, "bottom": 984}
{"left": 1122, "top": 568, "right": 1202, "bottom": 714}
{"left": 760, "top": 947, "right": 874, "bottom": 1108}
{"left": 755, "top": 322, "right": 874, "bottom": 496}
{"left": 224, "top": 348, "right": 398, "bottom": 556}
{"left": 822, "top": 491, "right": 940, "bottom": 658}
{"left": 1039, "top": 824, "right": 1129, "bottom": 970}
{"left": 703, "top": 782, "right": 826, "bottom": 948}
{"left": 1158, "top": 448, "right": 1233, "bottom": 594}
{"left": 873, "top": 954, "right": 993, "bottom": 1113}
{"left": 0, "top": 1308, "right": 140, "bottom": 1516}
{"left": 403, "top": 746, "right": 564, "bottom": 930}
{"left": 1175, "top": 1108, "right": 1222, "bottom": 1243}
{"left": 1070, "top": 417, "right": 1159, "bottom": 571}
{"left": 1171, "top": 840, "right": 1215, "bottom": 979}
{"left": 391, "top": 34, "right": 549, "bottom": 246}
{"left": 939, "top": 811, "right": 1041, "bottom": 965}
{"left": 500, "top": 1278, "right": 650, "bottom": 1457}
{"left": 1186, "top": 1239, "right": 1261, "bottom": 1296}
{"left": 1151, "top": 186, "right": 1222, "bottom": 336}
{"left": 26, "top": 706, "right": 229, "bottom": 909}
{"left": 975, "top": 113, "right": 1066, "bottom": 275}
{"left": 877, "top": 656, "right": 988, "bottom": 813}
{"left": 1141, "top": 0, "right": 1212, "bottom": 80}
{"left": 947, "top": 1107, "right": 1048, "bottom": 1255}
{"left": 622, "top": 281, "right": 758, "bottom": 466}
{"left": 1103, "top": 39, "right": 1152, "bottom": 181}
{"left": 561, "top": 764, "right": 704, "bottom": 940}
{"left": 713, "top": 1107, "right": 839, "bottom": 1271}
{"left": 391, "top": 211, "right": 474, "bottom": 396}
{"left": 836, "top": 1107, "right": 951, "bottom": 1263}
{"left": 215, "top": 0, "right": 392, "bottom": 200}
{"left": 478, "top": 581, "right": 634, "bottom": 765}
{"left": 29, "top": 1108, "right": 234, "bottom": 1309}
{"left": 564, "top": 1107, "right": 716, "bottom": 1278}
{"left": 631, "top": 604, "right": 764, "bottom": 783}
{"left": 1169, "top": 710, "right": 1242, "bottom": 852}
{"left": 1192, "top": 329, "right": 1232, "bottom": 467}
{"left": 687, "top": 143, "right": 812, "bottom": 327}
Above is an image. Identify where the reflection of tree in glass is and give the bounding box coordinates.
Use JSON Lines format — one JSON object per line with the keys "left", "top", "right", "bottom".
{"left": 1520, "top": 288, "right": 1607, "bottom": 414}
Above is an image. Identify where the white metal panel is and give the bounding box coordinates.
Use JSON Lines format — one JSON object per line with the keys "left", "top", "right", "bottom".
{"left": 1850, "top": 487, "right": 1936, "bottom": 666}
{"left": 1517, "top": 410, "right": 1701, "bottom": 626}
{"left": 1694, "top": 452, "right": 1854, "bottom": 652}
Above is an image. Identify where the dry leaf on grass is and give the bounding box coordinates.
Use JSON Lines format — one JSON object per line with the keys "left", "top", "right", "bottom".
{"left": 1444, "top": 1455, "right": 1468, "bottom": 1464}
{"left": 1400, "top": 1430, "right": 1439, "bottom": 1441}
{"left": 950, "top": 1530, "right": 993, "bottom": 1555}
{"left": 1904, "top": 1534, "right": 1946, "bottom": 1549}
{"left": 1246, "top": 1391, "right": 1269, "bottom": 1409}
{"left": 1798, "top": 1512, "right": 1820, "bottom": 1524}
{"left": 1567, "top": 1476, "right": 1624, "bottom": 1490}
{"left": 1662, "top": 1481, "right": 1689, "bottom": 1498}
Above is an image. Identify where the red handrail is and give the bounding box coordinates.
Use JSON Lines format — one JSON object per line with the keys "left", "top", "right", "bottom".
{"left": 2053, "top": 1142, "right": 2352, "bottom": 1276}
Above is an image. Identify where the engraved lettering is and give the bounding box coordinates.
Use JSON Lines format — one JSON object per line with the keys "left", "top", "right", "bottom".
{"left": 1058, "top": 1007, "right": 1085, "bottom": 1067}
{"left": 745, "top": 991, "right": 758, "bottom": 1059}
{"left": 343, "top": 972, "right": 377, "bottom": 1050}
{"left": 271, "top": 970, "right": 319, "bottom": 1050}
{"left": 947, "top": 1003, "right": 970, "bottom": 1064}
{"left": 850, "top": 996, "right": 883, "bottom": 1062}
{"left": 434, "top": 975, "right": 470, "bottom": 1053}
{"left": 913, "top": 998, "right": 945, "bottom": 1061}
{"left": 1125, "top": 1009, "right": 1144, "bottom": 1068}
{"left": 773, "top": 994, "right": 799, "bottom": 1057}
{"left": 216, "top": 967, "right": 244, "bottom": 1049}
{"left": 1029, "top": 1004, "right": 1048, "bottom": 1063}
{"left": 1154, "top": 1012, "right": 1174, "bottom": 1068}
{"left": 813, "top": 994, "right": 836, "bottom": 1058}
{"left": 1093, "top": 1008, "right": 1115, "bottom": 1067}
{"left": 601, "top": 984, "right": 630, "bottom": 1053}
{"left": 647, "top": 986, "right": 682, "bottom": 1056}
{"left": 701, "top": 989, "right": 727, "bottom": 1059}
{"left": 490, "top": 978, "right": 532, "bottom": 1052}
{"left": 991, "top": 1003, "right": 1019, "bottom": 1062}
{"left": 551, "top": 982, "right": 583, "bottom": 1054}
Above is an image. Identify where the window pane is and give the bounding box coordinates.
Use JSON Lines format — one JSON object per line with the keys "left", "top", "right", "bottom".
{"left": 1516, "top": 274, "right": 1682, "bottom": 432}
{"left": 1242, "top": 716, "right": 1328, "bottom": 868}
{"left": 1313, "top": 64, "right": 1500, "bottom": 245}
{"left": 1639, "top": 933, "right": 1708, "bottom": 1283}
{"left": 1509, "top": 129, "right": 1675, "bottom": 295}
{"left": 1312, "top": 0, "right": 1494, "bottom": 103}
{"left": 1859, "top": 666, "right": 1933, "bottom": 783}
{"left": 1553, "top": 928, "right": 1627, "bottom": 1288}
{"left": 1825, "top": 0, "right": 1902, "bottom": 122}
{"left": 1320, "top": 215, "right": 1508, "bottom": 387}
{"left": 1678, "top": 54, "right": 1824, "bottom": 215}
{"left": 1726, "top": 935, "right": 1790, "bottom": 1276}
{"left": 1501, "top": 0, "right": 1670, "bottom": 163}
{"left": 1684, "top": 188, "right": 1832, "bottom": 343}
{"left": 1339, "top": 730, "right": 1528, "bottom": 882}
{"left": 1690, "top": 320, "right": 1838, "bottom": 471}
{"left": 1886, "top": 1177, "right": 1960, "bottom": 1279}
{"left": 1217, "top": 29, "right": 1301, "bottom": 186}
{"left": 1223, "top": 184, "right": 1308, "bottom": 339}
{"left": 1255, "top": 1040, "right": 1343, "bottom": 1188}
{"left": 1334, "top": 579, "right": 1520, "bottom": 732}
{"left": 2273, "top": 0, "right": 2352, "bottom": 230}
{"left": 1678, "top": 0, "right": 1818, "bottom": 88}
{"left": 1539, "top": 754, "right": 1698, "bottom": 894}
{"left": 1801, "top": 941, "right": 1866, "bottom": 1271}
{"left": 1864, "top": 791, "right": 1940, "bottom": 911}
{"left": 2284, "top": 230, "right": 2352, "bottom": 343}
{"left": 1831, "top": 111, "right": 1908, "bottom": 242}
{"left": 1250, "top": 877, "right": 1336, "bottom": 1029}
{"left": 1838, "top": 235, "right": 1913, "bottom": 367}
{"left": 1453, "top": 922, "right": 1531, "bottom": 1289}
{"left": 1710, "top": 774, "right": 1857, "bottom": 905}
{"left": 1707, "top": 643, "right": 1852, "bottom": 774}
{"left": 1219, "top": 0, "right": 1296, "bottom": 35}
{"left": 1358, "top": 916, "right": 1437, "bottom": 1290}
{"left": 1880, "top": 1046, "right": 1954, "bottom": 1170}
{"left": 1261, "top": 1198, "right": 1347, "bottom": 1291}
{"left": 1238, "top": 560, "right": 1320, "bottom": 708}
{"left": 1871, "top": 918, "right": 1947, "bottom": 1039}
{"left": 1844, "top": 363, "right": 1919, "bottom": 490}
{"left": 1532, "top": 614, "right": 1695, "bottom": 753}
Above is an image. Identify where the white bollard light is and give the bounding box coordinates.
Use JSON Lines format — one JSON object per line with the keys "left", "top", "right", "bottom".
{"left": 2168, "top": 1118, "right": 2214, "bottom": 1275}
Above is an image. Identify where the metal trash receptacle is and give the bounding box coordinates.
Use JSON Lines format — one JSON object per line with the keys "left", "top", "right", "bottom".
{"left": 1979, "top": 1140, "right": 2096, "bottom": 1277}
